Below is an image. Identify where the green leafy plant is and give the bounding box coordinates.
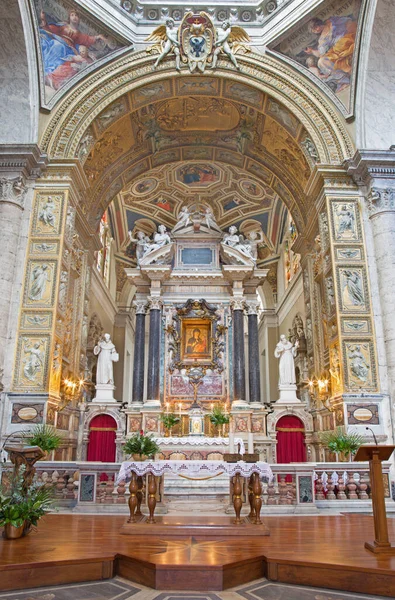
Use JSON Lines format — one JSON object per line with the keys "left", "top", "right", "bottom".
{"left": 320, "top": 427, "right": 363, "bottom": 461}
{"left": 0, "top": 466, "right": 54, "bottom": 530}
{"left": 209, "top": 404, "right": 230, "bottom": 428}
{"left": 23, "top": 424, "right": 63, "bottom": 454}
{"left": 159, "top": 413, "right": 180, "bottom": 430}
{"left": 124, "top": 430, "right": 160, "bottom": 459}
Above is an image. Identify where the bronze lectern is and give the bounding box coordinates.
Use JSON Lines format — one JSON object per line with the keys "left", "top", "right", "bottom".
{"left": 354, "top": 445, "right": 395, "bottom": 554}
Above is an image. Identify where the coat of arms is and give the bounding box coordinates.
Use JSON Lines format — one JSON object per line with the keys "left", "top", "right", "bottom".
{"left": 179, "top": 13, "right": 215, "bottom": 73}
{"left": 145, "top": 13, "right": 250, "bottom": 73}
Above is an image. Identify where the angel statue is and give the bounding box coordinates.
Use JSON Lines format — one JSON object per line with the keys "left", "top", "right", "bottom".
{"left": 211, "top": 21, "right": 250, "bottom": 70}
{"left": 145, "top": 19, "right": 181, "bottom": 72}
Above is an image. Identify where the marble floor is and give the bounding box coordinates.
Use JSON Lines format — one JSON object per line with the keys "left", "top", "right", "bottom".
{"left": 0, "top": 577, "right": 392, "bottom": 600}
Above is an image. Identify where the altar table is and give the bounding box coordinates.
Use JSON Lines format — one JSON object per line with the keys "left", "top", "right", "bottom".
{"left": 117, "top": 460, "right": 273, "bottom": 525}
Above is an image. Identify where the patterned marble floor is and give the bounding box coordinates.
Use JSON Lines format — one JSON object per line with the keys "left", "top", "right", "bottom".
{"left": 0, "top": 577, "right": 392, "bottom": 600}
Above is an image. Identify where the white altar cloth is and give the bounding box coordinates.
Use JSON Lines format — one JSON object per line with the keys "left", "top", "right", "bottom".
{"left": 117, "top": 459, "right": 273, "bottom": 484}
{"left": 153, "top": 436, "right": 245, "bottom": 455}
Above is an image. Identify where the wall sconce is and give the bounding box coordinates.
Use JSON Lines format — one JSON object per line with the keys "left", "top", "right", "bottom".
{"left": 306, "top": 375, "right": 335, "bottom": 412}
{"left": 58, "top": 377, "right": 86, "bottom": 411}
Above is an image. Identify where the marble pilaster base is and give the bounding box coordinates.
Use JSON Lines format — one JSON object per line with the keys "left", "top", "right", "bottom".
{"left": 93, "top": 384, "right": 118, "bottom": 403}
{"left": 275, "top": 385, "right": 301, "bottom": 404}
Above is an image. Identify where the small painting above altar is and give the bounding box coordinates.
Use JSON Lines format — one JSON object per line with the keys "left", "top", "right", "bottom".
{"left": 181, "top": 319, "right": 212, "bottom": 363}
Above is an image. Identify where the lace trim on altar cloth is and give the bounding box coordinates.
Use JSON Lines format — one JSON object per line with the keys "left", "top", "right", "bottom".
{"left": 116, "top": 459, "right": 273, "bottom": 484}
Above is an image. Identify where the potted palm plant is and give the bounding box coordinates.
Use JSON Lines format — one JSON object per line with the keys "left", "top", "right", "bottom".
{"left": 23, "top": 424, "right": 63, "bottom": 458}
{"left": 124, "top": 430, "right": 160, "bottom": 460}
{"left": 0, "top": 466, "right": 54, "bottom": 539}
{"left": 159, "top": 413, "right": 180, "bottom": 437}
{"left": 209, "top": 404, "right": 230, "bottom": 437}
{"left": 320, "top": 427, "right": 364, "bottom": 462}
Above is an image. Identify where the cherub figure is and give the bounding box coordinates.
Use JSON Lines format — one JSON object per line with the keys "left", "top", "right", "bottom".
{"left": 211, "top": 21, "right": 250, "bottom": 70}
{"left": 146, "top": 19, "right": 181, "bottom": 72}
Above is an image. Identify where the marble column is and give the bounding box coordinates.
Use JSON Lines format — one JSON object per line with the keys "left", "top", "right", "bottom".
{"left": 131, "top": 302, "right": 147, "bottom": 406}
{"left": 246, "top": 302, "right": 261, "bottom": 406}
{"left": 146, "top": 296, "right": 162, "bottom": 408}
{"left": 232, "top": 299, "right": 247, "bottom": 407}
{"left": 0, "top": 146, "right": 47, "bottom": 390}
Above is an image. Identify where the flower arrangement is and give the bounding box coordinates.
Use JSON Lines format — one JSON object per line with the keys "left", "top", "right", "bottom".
{"left": 209, "top": 404, "right": 230, "bottom": 436}
{"left": 320, "top": 427, "right": 364, "bottom": 461}
{"left": 159, "top": 413, "right": 180, "bottom": 433}
{"left": 0, "top": 466, "right": 54, "bottom": 539}
{"left": 124, "top": 430, "right": 160, "bottom": 460}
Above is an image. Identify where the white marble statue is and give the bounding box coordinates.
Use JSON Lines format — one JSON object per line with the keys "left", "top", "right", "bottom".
{"left": 222, "top": 225, "right": 254, "bottom": 259}
{"left": 172, "top": 206, "right": 191, "bottom": 232}
{"left": 212, "top": 21, "right": 240, "bottom": 70}
{"left": 203, "top": 207, "right": 222, "bottom": 232}
{"left": 94, "top": 333, "right": 119, "bottom": 385}
{"left": 150, "top": 224, "right": 171, "bottom": 251}
{"left": 246, "top": 230, "right": 264, "bottom": 260}
{"left": 151, "top": 19, "right": 181, "bottom": 72}
{"left": 128, "top": 230, "right": 151, "bottom": 263}
{"left": 274, "top": 334, "right": 299, "bottom": 386}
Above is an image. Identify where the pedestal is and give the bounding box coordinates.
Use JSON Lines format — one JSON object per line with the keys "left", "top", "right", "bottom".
{"left": 93, "top": 383, "right": 118, "bottom": 403}
{"left": 275, "top": 385, "right": 301, "bottom": 404}
{"left": 354, "top": 445, "right": 395, "bottom": 554}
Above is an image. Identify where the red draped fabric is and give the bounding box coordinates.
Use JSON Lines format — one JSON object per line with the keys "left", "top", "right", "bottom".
{"left": 87, "top": 414, "right": 117, "bottom": 463}
{"left": 276, "top": 415, "right": 306, "bottom": 463}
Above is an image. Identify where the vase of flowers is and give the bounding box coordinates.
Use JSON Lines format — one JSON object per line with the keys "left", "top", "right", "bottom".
{"left": 209, "top": 404, "right": 230, "bottom": 437}
{"left": 159, "top": 413, "right": 180, "bottom": 437}
{"left": 124, "top": 430, "right": 160, "bottom": 461}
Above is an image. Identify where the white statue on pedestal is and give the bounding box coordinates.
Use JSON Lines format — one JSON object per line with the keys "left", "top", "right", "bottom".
{"left": 94, "top": 333, "right": 119, "bottom": 385}
{"left": 274, "top": 334, "right": 299, "bottom": 385}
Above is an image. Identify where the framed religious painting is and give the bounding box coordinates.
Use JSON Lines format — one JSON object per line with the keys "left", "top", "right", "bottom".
{"left": 181, "top": 318, "right": 213, "bottom": 364}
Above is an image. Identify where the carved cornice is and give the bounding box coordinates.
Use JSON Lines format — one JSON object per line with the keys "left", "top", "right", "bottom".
{"left": 366, "top": 188, "right": 395, "bottom": 217}
{"left": 346, "top": 150, "right": 395, "bottom": 188}
{"left": 0, "top": 144, "right": 48, "bottom": 179}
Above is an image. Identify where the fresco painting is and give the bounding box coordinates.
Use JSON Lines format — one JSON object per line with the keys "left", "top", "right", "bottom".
{"left": 272, "top": 0, "right": 362, "bottom": 109}
{"left": 33, "top": 0, "right": 124, "bottom": 101}
{"left": 176, "top": 164, "right": 220, "bottom": 187}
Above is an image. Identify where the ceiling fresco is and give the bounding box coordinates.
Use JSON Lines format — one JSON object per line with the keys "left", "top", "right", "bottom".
{"left": 79, "top": 76, "right": 318, "bottom": 236}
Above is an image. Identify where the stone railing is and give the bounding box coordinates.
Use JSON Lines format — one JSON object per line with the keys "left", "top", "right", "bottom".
{"left": 0, "top": 460, "right": 393, "bottom": 513}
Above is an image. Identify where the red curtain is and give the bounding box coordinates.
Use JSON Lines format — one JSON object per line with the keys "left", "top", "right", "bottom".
{"left": 276, "top": 415, "right": 306, "bottom": 463}
{"left": 87, "top": 414, "right": 117, "bottom": 462}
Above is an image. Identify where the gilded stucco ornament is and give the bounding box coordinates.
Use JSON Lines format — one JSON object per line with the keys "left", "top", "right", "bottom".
{"left": 146, "top": 12, "right": 250, "bottom": 73}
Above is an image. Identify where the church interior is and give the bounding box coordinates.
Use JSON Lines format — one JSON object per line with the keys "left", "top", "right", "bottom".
{"left": 1, "top": 0, "right": 395, "bottom": 597}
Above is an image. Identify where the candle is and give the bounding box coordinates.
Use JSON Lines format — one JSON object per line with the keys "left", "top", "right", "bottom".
{"left": 229, "top": 430, "right": 235, "bottom": 453}
{"left": 248, "top": 431, "right": 254, "bottom": 454}
{"left": 166, "top": 402, "right": 169, "bottom": 414}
